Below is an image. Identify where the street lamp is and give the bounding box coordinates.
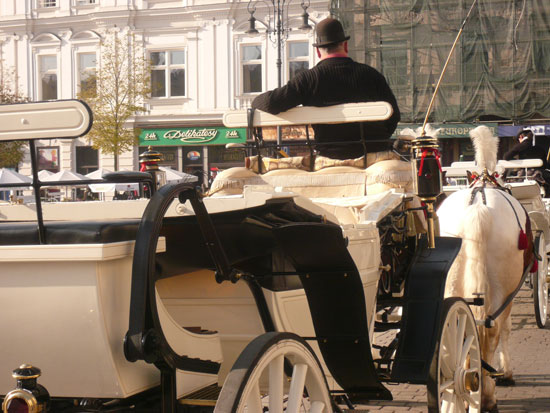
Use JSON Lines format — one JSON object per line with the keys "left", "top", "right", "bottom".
{"left": 245, "top": 0, "right": 312, "bottom": 147}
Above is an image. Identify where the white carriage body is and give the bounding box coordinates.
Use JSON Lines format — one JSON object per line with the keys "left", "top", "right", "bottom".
{"left": 0, "top": 183, "right": 410, "bottom": 398}
{"left": 1, "top": 101, "right": 423, "bottom": 401}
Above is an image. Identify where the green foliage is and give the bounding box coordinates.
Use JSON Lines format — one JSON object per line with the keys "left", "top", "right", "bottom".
{"left": 0, "top": 76, "right": 27, "bottom": 168}
{"left": 79, "top": 29, "right": 150, "bottom": 170}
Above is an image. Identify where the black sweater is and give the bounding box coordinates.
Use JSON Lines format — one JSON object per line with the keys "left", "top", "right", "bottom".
{"left": 251, "top": 57, "right": 401, "bottom": 159}
{"left": 504, "top": 138, "right": 547, "bottom": 168}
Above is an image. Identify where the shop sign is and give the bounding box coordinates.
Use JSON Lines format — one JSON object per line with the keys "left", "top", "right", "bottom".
{"left": 498, "top": 124, "right": 549, "bottom": 137}
{"left": 393, "top": 123, "right": 498, "bottom": 139}
{"left": 139, "top": 127, "right": 246, "bottom": 146}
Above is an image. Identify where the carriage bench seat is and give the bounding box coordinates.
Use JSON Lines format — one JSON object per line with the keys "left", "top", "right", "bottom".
{"left": 208, "top": 160, "right": 413, "bottom": 199}
{"left": 506, "top": 181, "right": 541, "bottom": 201}
{"left": 0, "top": 219, "right": 141, "bottom": 245}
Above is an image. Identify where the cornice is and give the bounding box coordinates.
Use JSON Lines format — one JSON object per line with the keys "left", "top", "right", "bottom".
{"left": 135, "top": 112, "right": 226, "bottom": 127}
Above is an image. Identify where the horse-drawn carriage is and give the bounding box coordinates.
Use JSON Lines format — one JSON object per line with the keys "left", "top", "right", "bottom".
{"left": 1, "top": 100, "right": 483, "bottom": 412}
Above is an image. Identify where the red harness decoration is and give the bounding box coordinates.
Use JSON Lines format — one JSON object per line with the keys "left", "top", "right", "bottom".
{"left": 518, "top": 229, "right": 529, "bottom": 250}
{"left": 417, "top": 148, "right": 442, "bottom": 177}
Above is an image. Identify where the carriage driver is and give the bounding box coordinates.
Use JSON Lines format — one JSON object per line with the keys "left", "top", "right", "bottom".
{"left": 503, "top": 129, "right": 550, "bottom": 192}
{"left": 251, "top": 17, "right": 401, "bottom": 161}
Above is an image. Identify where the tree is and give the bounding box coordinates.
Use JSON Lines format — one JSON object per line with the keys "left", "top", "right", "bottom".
{"left": 79, "top": 29, "right": 150, "bottom": 170}
{"left": 0, "top": 68, "right": 27, "bottom": 168}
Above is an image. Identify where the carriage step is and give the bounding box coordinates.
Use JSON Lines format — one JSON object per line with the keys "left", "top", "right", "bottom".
{"left": 179, "top": 384, "right": 221, "bottom": 407}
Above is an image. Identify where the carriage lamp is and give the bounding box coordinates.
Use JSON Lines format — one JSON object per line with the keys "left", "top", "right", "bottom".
{"left": 139, "top": 146, "right": 167, "bottom": 192}
{"left": 2, "top": 364, "right": 50, "bottom": 413}
{"left": 411, "top": 135, "right": 442, "bottom": 249}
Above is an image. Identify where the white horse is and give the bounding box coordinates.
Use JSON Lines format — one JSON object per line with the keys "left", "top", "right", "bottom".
{"left": 437, "top": 126, "right": 535, "bottom": 412}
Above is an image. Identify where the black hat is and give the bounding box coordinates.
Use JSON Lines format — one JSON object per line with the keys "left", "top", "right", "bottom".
{"left": 312, "top": 18, "right": 350, "bottom": 47}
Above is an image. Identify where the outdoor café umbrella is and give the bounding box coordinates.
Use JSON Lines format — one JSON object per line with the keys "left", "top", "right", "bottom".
{"left": 0, "top": 169, "right": 32, "bottom": 199}
{"left": 159, "top": 166, "right": 198, "bottom": 182}
{"left": 85, "top": 168, "right": 113, "bottom": 180}
{"left": 38, "top": 170, "right": 54, "bottom": 180}
{"left": 42, "top": 170, "right": 87, "bottom": 200}
{"left": 88, "top": 169, "right": 140, "bottom": 194}
{"left": 0, "top": 168, "right": 32, "bottom": 186}
{"left": 85, "top": 169, "right": 115, "bottom": 198}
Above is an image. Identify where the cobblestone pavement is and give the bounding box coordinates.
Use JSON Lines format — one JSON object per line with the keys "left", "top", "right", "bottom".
{"left": 345, "top": 287, "right": 550, "bottom": 412}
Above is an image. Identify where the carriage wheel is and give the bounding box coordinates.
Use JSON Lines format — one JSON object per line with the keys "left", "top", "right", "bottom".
{"left": 427, "top": 298, "right": 481, "bottom": 413}
{"left": 533, "top": 232, "right": 548, "bottom": 328}
{"left": 214, "top": 332, "right": 333, "bottom": 413}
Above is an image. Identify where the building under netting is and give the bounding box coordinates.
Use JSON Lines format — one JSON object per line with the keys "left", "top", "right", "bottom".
{"left": 333, "top": 0, "right": 550, "bottom": 163}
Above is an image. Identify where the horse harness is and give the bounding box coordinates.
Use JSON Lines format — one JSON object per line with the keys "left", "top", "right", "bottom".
{"left": 468, "top": 176, "right": 536, "bottom": 329}
{"left": 467, "top": 172, "right": 539, "bottom": 376}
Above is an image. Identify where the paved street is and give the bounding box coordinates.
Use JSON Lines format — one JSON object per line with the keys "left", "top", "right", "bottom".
{"left": 348, "top": 287, "right": 550, "bottom": 412}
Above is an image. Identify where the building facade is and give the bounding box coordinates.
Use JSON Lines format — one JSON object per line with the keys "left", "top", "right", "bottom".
{"left": 0, "top": 0, "right": 329, "bottom": 183}
{"left": 335, "top": 0, "right": 550, "bottom": 164}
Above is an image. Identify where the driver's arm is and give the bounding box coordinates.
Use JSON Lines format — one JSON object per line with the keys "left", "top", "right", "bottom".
{"left": 503, "top": 140, "right": 530, "bottom": 160}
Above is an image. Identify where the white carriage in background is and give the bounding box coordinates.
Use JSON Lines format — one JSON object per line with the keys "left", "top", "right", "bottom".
{"left": 1, "top": 100, "right": 481, "bottom": 413}
{"left": 443, "top": 159, "right": 550, "bottom": 328}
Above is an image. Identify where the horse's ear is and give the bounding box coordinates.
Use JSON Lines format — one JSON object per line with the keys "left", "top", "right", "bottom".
{"left": 467, "top": 170, "right": 473, "bottom": 184}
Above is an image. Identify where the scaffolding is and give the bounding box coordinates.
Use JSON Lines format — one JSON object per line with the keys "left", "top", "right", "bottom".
{"left": 333, "top": 0, "right": 550, "bottom": 124}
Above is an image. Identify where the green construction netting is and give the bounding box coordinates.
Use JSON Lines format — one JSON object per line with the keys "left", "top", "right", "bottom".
{"left": 333, "top": 0, "right": 550, "bottom": 124}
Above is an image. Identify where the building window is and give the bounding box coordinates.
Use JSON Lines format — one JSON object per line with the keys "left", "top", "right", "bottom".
{"left": 39, "top": 55, "right": 57, "bottom": 100}
{"left": 288, "top": 42, "right": 309, "bottom": 80}
{"left": 39, "top": 0, "right": 57, "bottom": 7}
{"left": 381, "top": 39, "right": 408, "bottom": 87}
{"left": 76, "top": 0, "right": 97, "bottom": 4}
{"left": 76, "top": 146, "right": 99, "bottom": 175}
{"left": 150, "top": 50, "right": 186, "bottom": 98}
{"left": 242, "top": 45, "right": 262, "bottom": 93}
{"left": 78, "top": 53, "right": 96, "bottom": 95}
{"left": 37, "top": 147, "right": 60, "bottom": 172}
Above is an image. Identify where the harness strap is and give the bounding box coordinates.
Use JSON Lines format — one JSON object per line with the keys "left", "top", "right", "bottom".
{"left": 469, "top": 185, "right": 487, "bottom": 205}
{"left": 467, "top": 185, "right": 535, "bottom": 326}
{"left": 484, "top": 258, "right": 533, "bottom": 328}
{"left": 470, "top": 185, "right": 529, "bottom": 250}
{"left": 495, "top": 190, "right": 524, "bottom": 232}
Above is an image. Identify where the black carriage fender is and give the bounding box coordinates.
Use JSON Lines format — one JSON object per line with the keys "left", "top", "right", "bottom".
{"left": 390, "top": 236, "right": 462, "bottom": 384}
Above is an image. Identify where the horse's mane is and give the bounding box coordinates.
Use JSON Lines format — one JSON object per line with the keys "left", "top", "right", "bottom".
{"left": 470, "top": 125, "right": 499, "bottom": 173}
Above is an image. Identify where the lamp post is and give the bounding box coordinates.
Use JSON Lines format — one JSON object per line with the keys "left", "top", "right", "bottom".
{"left": 245, "top": 0, "right": 312, "bottom": 148}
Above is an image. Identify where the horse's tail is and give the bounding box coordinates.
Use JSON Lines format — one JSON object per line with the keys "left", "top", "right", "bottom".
{"left": 470, "top": 125, "right": 499, "bottom": 172}
{"left": 458, "top": 198, "right": 493, "bottom": 312}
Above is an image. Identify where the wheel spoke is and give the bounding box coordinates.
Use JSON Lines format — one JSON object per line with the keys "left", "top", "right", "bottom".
{"left": 286, "top": 363, "right": 308, "bottom": 413}
{"left": 463, "top": 391, "right": 479, "bottom": 408}
{"left": 440, "top": 353, "right": 455, "bottom": 380}
{"left": 449, "top": 393, "right": 460, "bottom": 412}
{"left": 268, "top": 354, "right": 284, "bottom": 413}
{"left": 245, "top": 381, "right": 263, "bottom": 412}
{"left": 459, "top": 335, "right": 475, "bottom": 368}
{"left": 447, "top": 312, "right": 459, "bottom": 368}
{"left": 441, "top": 390, "right": 454, "bottom": 413}
{"left": 440, "top": 379, "right": 454, "bottom": 392}
{"left": 441, "top": 330, "right": 456, "bottom": 375}
{"left": 456, "top": 313, "right": 467, "bottom": 365}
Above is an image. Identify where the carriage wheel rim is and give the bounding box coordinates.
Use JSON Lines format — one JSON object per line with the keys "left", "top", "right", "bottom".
{"left": 216, "top": 334, "right": 332, "bottom": 413}
{"left": 429, "top": 299, "right": 481, "bottom": 413}
{"left": 237, "top": 341, "right": 330, "bottom": 412}
{"left": 535, "top": 232, "right": 548, "bottom": 328}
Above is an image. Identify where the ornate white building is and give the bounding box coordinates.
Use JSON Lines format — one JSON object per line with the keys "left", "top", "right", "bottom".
{"left": 0, "top": 0, "right": 328, "bottom": 183}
